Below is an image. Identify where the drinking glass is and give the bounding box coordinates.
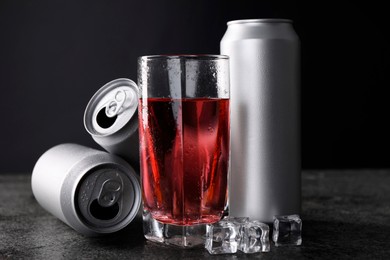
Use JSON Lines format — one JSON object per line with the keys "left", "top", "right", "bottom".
{"left": 137, "top": 55, "right": 230, "bottom": 246}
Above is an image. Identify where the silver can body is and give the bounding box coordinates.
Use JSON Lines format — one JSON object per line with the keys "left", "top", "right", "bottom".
{"left": 84, "top": 78, "right": 140, "bottom": 171}
{"left": 221, "top": 19, "right": 300, "bottom": 222}
{"left": 31, "top": 143, "right": 141, "bottom": 236}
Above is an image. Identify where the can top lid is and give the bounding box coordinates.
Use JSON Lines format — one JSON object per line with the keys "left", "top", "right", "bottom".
{"left": 76, "top": 166, "right": 141, "bottom": 233}
{"left": 227, "top": 19, "right": 292, "bottom": 25}
{"left": 84, "top": 78, "right": 138, "bottom": 137}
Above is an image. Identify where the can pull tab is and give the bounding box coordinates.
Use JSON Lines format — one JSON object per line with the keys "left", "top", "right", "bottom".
{"left": 97, "top": 179, "right": 122, "bottom": 207}
{"left": 105, "top": 90, "right": 127, "bottom": 118}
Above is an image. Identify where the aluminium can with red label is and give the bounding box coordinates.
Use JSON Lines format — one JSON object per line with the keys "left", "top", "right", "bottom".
{"left": 31, "top": 143, "right": 141, "bottom": 236}
{"left": 221, "top": 19, "right": 301, "bottom": 223}
{"left": 84, "top": 78, "right": 140, "bottom": 171}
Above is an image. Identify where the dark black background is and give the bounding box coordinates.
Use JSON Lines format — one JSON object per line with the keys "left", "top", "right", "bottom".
{"left": 0, "top": 0, "right": 389, "bottom": 172}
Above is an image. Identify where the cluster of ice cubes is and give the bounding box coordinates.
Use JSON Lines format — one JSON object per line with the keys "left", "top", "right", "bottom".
{"left": 205, "top": 214, "right": 302, "bottom": 255}
{"left": 205, "top": 216, "right": 270, "bottom": 254}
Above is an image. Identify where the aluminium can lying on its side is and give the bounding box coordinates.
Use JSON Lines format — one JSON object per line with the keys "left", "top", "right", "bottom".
{"left": 31, "top": 143, "right": 141, "bottom": 236}
{"left": 84, "top": 78, "right": 140, "bottom": 171}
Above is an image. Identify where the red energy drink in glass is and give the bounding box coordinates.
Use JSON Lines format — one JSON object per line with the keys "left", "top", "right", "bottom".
{"left": 138, "top": 55, "right": 230, "bottom": 226}
{"left": 140, "top": 98, "right": 229, "bottom": 225}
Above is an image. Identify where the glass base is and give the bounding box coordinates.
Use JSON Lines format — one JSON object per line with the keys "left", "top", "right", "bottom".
{"left": 143, "top": 210, "right": 206, "bottom": 248}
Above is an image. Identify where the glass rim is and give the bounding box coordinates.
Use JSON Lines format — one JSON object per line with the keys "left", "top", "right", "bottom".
{"left": 138, "top": 54, "right": 229, "bottom": 61}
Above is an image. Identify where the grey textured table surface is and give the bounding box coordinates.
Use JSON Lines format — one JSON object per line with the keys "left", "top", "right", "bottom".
{"left": 1, "top": 170, "right": 390, "bottom": 259}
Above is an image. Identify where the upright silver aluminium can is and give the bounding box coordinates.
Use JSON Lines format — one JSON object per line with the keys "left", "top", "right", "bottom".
{"left": 221, "top": 19, "right": 300, "bottom": 222}
{"left": 84, "top": 78, "right": 140, "bottom": 171}
{"left": 32, "top": 143, "right": 142, "bottom": 236}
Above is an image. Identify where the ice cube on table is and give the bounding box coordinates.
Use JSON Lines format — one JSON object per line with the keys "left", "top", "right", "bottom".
{"left": 205, "top": 218, "right": 242, "bottom": 254}
{"left": 239, "top": 220, "right": 270, "bottom": 253}
{"left": 221, "top": 216, "right": 249, "bottom": 225}
{"left": 272, "top": 214, "right": 302, "bottom": 246}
